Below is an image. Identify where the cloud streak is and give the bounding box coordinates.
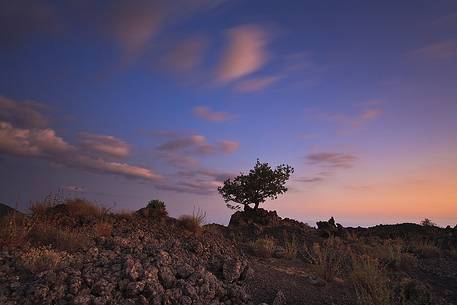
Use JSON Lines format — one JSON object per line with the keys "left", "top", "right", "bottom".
{"left": 193, "top": 106, "right": 233, "bottom": 122}
{"left": 156, "top": 133, "right": 239, "bottom": 156}
{"left": 235, "top": 75, "right": 280, "bottom": 92}
{"left": 0, "top": 96, "right": 49, "bottom": 128}
{"left": 0, "top": 97, "right": 162, "bottom": 182}
{"left": 216, "top": 24, "right": 269, "bottom": 84}
{"left": 78, "top": 133, "right": 130, "bottom": 158}
{"left": 413, "top": 40, "right": 457, "bottom": 60}
{"left": 307, "top": 152, "right": 357, "bottom": 169}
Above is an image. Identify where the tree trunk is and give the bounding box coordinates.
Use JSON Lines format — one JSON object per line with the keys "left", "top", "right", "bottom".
{"left": 254, "top": 202, "right": 259, "bottom": 210}
{"left": 243, "top": 204, "right": 251, "bottom": 211}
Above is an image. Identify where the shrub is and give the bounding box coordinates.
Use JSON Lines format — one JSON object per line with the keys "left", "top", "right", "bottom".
{"left": 250, "top": 236, "right": 276, "bottom": 258}
{"left": 29, "top": 223, "right": 89, "bottom": 251}
{"left": 420, "top": 218, "right": 436, "bottom": 227}
{"left": 283, "top": 238, "right": 298, "bottom": 259}
{"left": 371, "top": 239, "right": 415, "bottom": 270}
{"left": 21, "top": 247, "right": 65, "bottom": 273}
{"left": 29, "top": 192, "right": 65, "bottom": 215}
{"left": 146, "top": 199, "right": 168, "bottom": 219}
{"left": 305, "top": 237, "right": 351, "bottom": 282}
{"left": 392, "top": 278, "right": 432, "bottom": 305}
{"left": 65, "top": 198, "right": 106, "bottom": 218}
{"left": 0, "top": 213, "right": 32, "bottom": 247}
{"left": 178, "top": 208, "right": 206, "bottom": 234}
{"left": 117, "top": 209, "right": 134, "bottom": 219}
{"left": 408, "top": 240, "right": 440, "bottom": 258}
{"left": 351, "top": 255, "right": 391, "bottom": 305}
{"left": 94, "top": 222, "right": 113, "bottom": 237}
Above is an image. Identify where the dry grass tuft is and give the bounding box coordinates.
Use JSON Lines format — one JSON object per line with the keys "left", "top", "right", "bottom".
{"left": 20, "top": 247, "right": 65, "bottom": 273}
{"left": 351, "top": 255, "right": 391, "bottom": 305}
{"left": 283, "top": 238, "right": 298, "bottom": 259}
{"left": 29, "top": 223, "right": 89, "bottom": 251}
{"left": 305, "top": 237, "right": 351, "bottom": 282}
{"left": 29, "top": 192, "right": 65, "bottom": 215}
{"left": 0, "top": 213, "right": 32, "bottom": 247}
{"left": 250, "top": 236, "right": 276, "bottom": 258}
{"left": 65, "top": 198, "right": 106, "bottom": 218}
{"left": 21, "top": 247, "right": 63, "bottom": 273}
{"left": 408, "top": 240, "right": 440, "bottom": 258}
{"left": 178, "top": 208, "right": 206, "bottom": 234}
{"left": 117, "top": 209, "right": 134, "bottom": 220}
{"left": 94, "top": 222, "right": 113, "bottom": 238}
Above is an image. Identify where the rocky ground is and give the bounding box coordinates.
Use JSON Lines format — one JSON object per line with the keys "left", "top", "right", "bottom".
{"left": 1, "top": 201, "right": 456, "bottom": 305}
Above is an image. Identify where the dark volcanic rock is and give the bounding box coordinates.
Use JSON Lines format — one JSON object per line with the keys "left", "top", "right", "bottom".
{"left": 0, "top": 212, "right": 254, "bottom": 305}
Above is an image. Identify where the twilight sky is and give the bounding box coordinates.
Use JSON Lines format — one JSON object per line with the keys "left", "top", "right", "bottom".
{"left": 0, "top": 0, "right": 456, "bottom": 227}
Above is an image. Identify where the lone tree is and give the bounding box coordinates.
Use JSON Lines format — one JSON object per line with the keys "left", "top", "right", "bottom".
{"left": 218, "top": 159, "right": 294, "bottom": 211}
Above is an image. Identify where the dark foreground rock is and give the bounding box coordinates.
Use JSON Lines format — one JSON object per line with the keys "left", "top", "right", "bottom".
{"left": 0, "top": 213, "right": 254, "bottom": 305}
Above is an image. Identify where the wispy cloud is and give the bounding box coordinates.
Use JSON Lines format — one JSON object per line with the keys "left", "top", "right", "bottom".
{"left": 0, "top": 122, "right": 162, "bottom": 181}
{"left": 193, "top": 106, "right": 233, "bottom": 122}
{"left": 0, "top": 121, "right": 72, "bottom": 157}
{"left": 313, "top": 106, "right": 383, "bottom": 131}
{"left": 156, "top": 133, "right": 238, "bottom": 156}
{"left": 412, "top": 40, "right": 457, "bottom": 60}
{"left": 0, "top": 96, "right": 49, "bottom": 128}
{"left": 235, "top": 75, "right": 281, "bottom": 92}
{"left": 78, "top": 133, "right": 130, "bottom": 158}
{"left": 0, "top": 96, "right": 162, "bottom": 182}
{"left": 218, "top": 140, "right": 239, "bottom": 154}
{"left": 306, "top": 152, "right": 357, "bottom": 169}
{"left": 160, "top": 35, "right": 208, "bottom": 73}
{"left": 100, "top": 0, "right": 163, "bottom": 59}
{"left": 216, "top": 24, "right": 269, "bottom": 84}
{"left": 295, "top": 176, "right": 324, "bottom": 183}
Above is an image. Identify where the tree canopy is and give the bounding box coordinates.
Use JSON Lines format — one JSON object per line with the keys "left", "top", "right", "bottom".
{"left": 217, "top": 159, "right": 294, "bottom": 211}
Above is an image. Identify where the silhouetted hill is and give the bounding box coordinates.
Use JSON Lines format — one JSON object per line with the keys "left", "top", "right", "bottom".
{"left": 0, "top": 202, "right": 22, "bottom": 218}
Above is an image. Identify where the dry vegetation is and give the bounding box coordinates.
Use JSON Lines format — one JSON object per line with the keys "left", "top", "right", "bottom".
{"left": 250, "top": 236, "right": 276, "bottom": 258}
{"left": 20, "top": 246, "right": 66, "bottom": 273}
{"left": 178, "top": 207, "right": 207, "bottom": 234}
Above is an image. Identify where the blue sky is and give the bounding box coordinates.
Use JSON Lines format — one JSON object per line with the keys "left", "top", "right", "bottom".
{"left": 0, "top": 0, "right": 456, "bottom": 226}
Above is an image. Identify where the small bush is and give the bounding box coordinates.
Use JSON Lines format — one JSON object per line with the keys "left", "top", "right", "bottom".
{"left": 117, "top": 209, "right": 134, "bottom": 219}
{"left": 65, "top": 198, "right": 106, "bottom": 218}
{"left": 29, "top": 224, "right": 89, "bottom": 251}
{"left": 29, "top": 192, "right": 65, "bottom": 215}
{"left": 305, "top": 237, "right": 351, "bottom": 282}
{"left": 351, "top": 255, "right": 391, "bottom": 305}
{"left": 393, "top": 278, "right": 432, "bottom": 305}
{"left": 420, "top": 218, "right": 436, "bottom": 227}
{"left": 21, "top": 247, "right": 64, "bottom": 273}
{"left": 408, "top": 240, "right": 440, "bottom": 258}
{"left": 94, "top": 222, "right": 113, "bottom": 237}
{"left": 250, "top": 236, "right": 276, "bottom": 258}
{"left": 146, "top": 199, "right": 168, "bottom": 219}
{"left": 178, "top": 208, "right": 206, "bottom": 234}
{"left": 283, "top": 238, "right": 298, "bottom": 259}
{"left": 0, "top": 213, "right": 32, "bottom": 247}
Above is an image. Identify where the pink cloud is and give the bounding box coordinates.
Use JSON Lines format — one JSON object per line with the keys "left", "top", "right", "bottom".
{"left": 160, "top": 35, "right": 207, "bottom": 72}
{"left": 216, "top": 24, "right": 269, "bottom": 84}
{"left": 235, "top": 75, "right": 280, "bottom": 92}
{"left": 413, "top": 40, "right": 457, "bottom": 60}
{"left": 218, "top": 140, "right": 239, "bottom": 154}
{"left": 307, "top": 152, "right": 357, "bottom": 169}
{"left": 0, "top": 121, "right": 73, "bottom": 157}
{"left": 78, "top": 133, "right": 130, "bottom": 158}
{"left": 0, "top": 121, "right": 161, "bottom": 182}
{"left": 193, "top": 106, "right": 233, "bottom": 122}
{"left": 101, "top": 0, "right": 163, "bottom": 58}
{"left": 0, "top": 96, "right": 48, "bottom": 128}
